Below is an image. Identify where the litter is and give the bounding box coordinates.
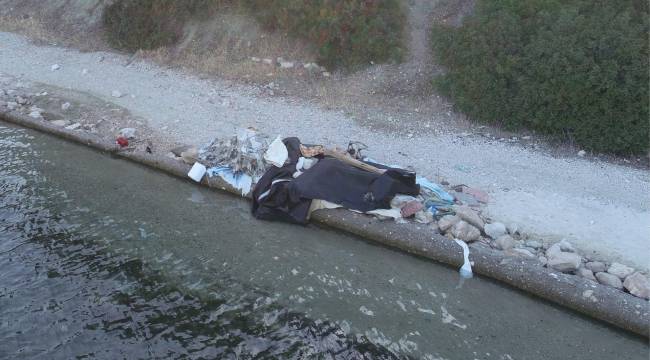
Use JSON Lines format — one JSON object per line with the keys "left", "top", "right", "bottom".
{"left": 199, "top": 127, "right": 269, "bottom": 179}
{"left": 206, "top": 165, "right": 253, "bottom": 196}
{"left": 264, "top": 135, "right": 289, "bottom": 167}
{"left": 187, "top": 162, "right": 207, "bottom": 183}
{"left": 454, "top": 239, "right": 473, "bottom": 279}
{"left": 116, "top": 136, "right": 129, "bottom": 147}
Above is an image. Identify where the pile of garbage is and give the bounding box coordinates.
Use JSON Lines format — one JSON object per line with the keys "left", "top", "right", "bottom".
{"left": 186, "top": 128, "right": 474, "bottom": 226}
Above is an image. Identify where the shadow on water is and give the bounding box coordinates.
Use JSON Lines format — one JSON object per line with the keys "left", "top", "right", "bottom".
{"left": 0, "top": 123, "right": 647, "bottom": 359}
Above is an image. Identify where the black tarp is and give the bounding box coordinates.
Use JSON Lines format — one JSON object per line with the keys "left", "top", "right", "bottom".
{"left": 252, "top": 138, "right": 419, "bottom": 224}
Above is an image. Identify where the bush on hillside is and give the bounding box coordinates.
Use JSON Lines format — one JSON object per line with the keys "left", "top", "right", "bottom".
{"left": 102, "top": 0, "right": 405, "bottom": 68}
{"left": 431, "top": 0, "right": 649, "bottom": 154}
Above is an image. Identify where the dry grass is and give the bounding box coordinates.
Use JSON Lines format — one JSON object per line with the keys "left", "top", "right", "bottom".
{"left": 139, "top": 13, "right": 318, "bottom": 83}
{"left": 0, "top": 16, "right": 57, "bottom": 44}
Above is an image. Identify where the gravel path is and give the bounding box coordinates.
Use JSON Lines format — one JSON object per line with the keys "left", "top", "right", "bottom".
{"left": 1, "top": 31, "right": 648, "bottom": 271}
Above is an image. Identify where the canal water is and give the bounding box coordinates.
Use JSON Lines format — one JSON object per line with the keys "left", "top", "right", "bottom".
{"left": 0, "top": 123, "right": 647, "bottom": 359}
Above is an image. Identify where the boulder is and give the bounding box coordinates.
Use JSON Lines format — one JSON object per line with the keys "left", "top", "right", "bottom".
{"left": 438, "top": 215, "right": 460, "bottom": 232}
{"left": 595, "top": 272, "right": 623, "bottom": 289}
{"left": 623, "top": 272, "right": 650, "bottom": 299}
{"left": 525, "top": 240, "right": 543, "bottom": 249}
{"left": 450, "top": 220, "right": 480, "bottom": 242}
{"left": 484, "top": 222, "right": 506, "bottom": 239}
{"left": 495, "top": 235, "right": 516, "bottom": 251}
{"left": 576, "top": 267, "right": 597, "bottom": 282}
{"left": 585, "top": 261, "right": 606, "bottom": 273}
{"left": 452, "top": 205, "right": 484, "bottom": 229}
{"left": 547, "top": 252, "right": 582, "bottom": 272}
{"left": 607, "top": 262, "right": 635, "bottom": 279}
{"left": 558, "top": 239, "right": 575, "bottom": 252}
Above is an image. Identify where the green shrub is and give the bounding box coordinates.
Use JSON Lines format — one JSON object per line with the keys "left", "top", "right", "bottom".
{"left": 102, "top": 0, "right": 223, "bottom": 51}
{"left": 244, "top": 0, "right": 405, "bottom": 68}
{"left": 102, "top": 0, "right": 405, "bottom": 69}
{"left": 431, "top": 0, "right": 649, "bottom": 154}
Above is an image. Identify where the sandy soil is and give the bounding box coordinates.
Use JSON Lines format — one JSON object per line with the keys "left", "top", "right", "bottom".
{"left": 1, "top": 30, "right": 648, "bottom": 272}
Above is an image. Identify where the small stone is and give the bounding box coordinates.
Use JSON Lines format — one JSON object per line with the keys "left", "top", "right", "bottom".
{"left": 495, "top": 234, "right": 516, "bottom": 250}
{"left": 414, "top": 210, "right": 433, "bottom": 224}
{"left": 170, "top": 145, "right": 193, "bottom": 157}
{"left": 547, "top": 252, "right": 582, "bottom": 272}
{"left": 6, "top": 101, "right": 18, "bottom": 110}
{"left": 623, "top": 272, "right": 650, "bottom": 299}
{"left": 507, "top": 223, "right": 520, "bottom": 235}
{"left": 400, "top": 201, "right": 424, "bottom": 218}
{"left": 438, "top": 215, "right": 460, "bottom": 232}
{"left": 558, "top": 239, "right": 575, "bottom": 252}
{"left": 585, "top": 261, "right": 607, "bottom": 273}
{"left": 111, "top": 90, "right": 123, "bottom": 98}
{"left": 607, "top": 262, "right": 635, "bottom": 279}
{"left": 525, "top": 240, "right": 543, "bottom": 249}
{"left": 65, "top": 123, "right": 81, "bottom": 130}
{"left": 28, "top": 110, "right": 42, "bottom": 118}
{"left": 16, "top": 96, "right": 28, "bottom": 105}
{"left": 50, "top": 120, "right": 68, "bottom": 127}
{"left": 61, "top": 102, "right": 71, "bottom": 111}
{"left": 484, "top": 222, "right": 506, "bottom": 239}
{"left": 577, "top": 150, "right": 586, "bottom": 157}
{"left": 51, "top": 64, "right": 60, "bottom": 71}
{"left": 262, "top": 58, "right": 273, "bottom": 65}
{"left": 577, "top": 267, "right": 597, "bottom": 282}
{"left": 303, "top": 62, "right": 320, "bottom": 71}
{"left": 118, "top": 127, "right": 136, "bottom": 139}
{"left": 538, "top": 256, "right": 548, "bottom": 266}
{"left": 279, "top": 61, "right": 294, "bottom": 69}
{"left": 181, "top": 147, "right": 198, "bottom": 165}
{"left": 450, "top": 220, "right": 480, "bottom": 242}
{"left": 452, "top": 205, "right": 484, "bottom": 229}
{"left": 595, "top": 272, "right": 623, "bottom": 289}
{"left": 322, "top": 71, "right": 331, "bottom": 77}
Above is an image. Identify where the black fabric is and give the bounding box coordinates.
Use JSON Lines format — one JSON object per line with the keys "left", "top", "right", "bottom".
{"left": 252, "top": 137, "right": 420, "bottom": 224}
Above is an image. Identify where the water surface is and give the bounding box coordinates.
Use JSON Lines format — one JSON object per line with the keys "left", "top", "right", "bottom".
{"left": 0, "top": 123, "right": 647, "bottom": 359}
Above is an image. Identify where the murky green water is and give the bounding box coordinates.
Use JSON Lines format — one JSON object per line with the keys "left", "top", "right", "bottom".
{"left": 0, "top": 123, "right": 647, "bottom": 359}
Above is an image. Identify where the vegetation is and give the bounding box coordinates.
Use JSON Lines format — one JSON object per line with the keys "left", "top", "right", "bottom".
{"left": 102, "top": 0, "right": 406, "bottom": 68}
{"left": 431, "top": 0, "right": 649, "bottom": 154}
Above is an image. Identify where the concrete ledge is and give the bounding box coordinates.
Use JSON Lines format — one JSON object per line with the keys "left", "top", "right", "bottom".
{"left": 2, "top": 111, "right": 648, "bottom": 338}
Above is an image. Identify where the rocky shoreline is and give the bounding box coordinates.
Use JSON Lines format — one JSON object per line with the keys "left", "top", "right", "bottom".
{"left": 1, "top": 79, "right": 648, "bottom": 337}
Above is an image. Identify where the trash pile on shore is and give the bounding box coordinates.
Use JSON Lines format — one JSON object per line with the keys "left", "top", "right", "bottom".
{"left": 169, "top": 128, "right": 650, "bottom": 300}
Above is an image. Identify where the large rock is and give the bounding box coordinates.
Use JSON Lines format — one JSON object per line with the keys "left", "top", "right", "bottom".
{"left": 585, "top": 261, "right": 606, "bottom": 273}
{"left": 623, "top": 272, "right": 650, "bottom": 299}
{"left": 607, "top": 262, "right": 635, "bottom": 279}
{"left": 450, "top": 220, "right": 480, "bottom": 242}
{"left": 484, "top": 222, "right": 506, "bottom": 239}
{"left": 438, "top": 215, "right": 460, "bottom": 232}
{"left": 452, "top": 205, "right": 484, "bottom": 229}
{"left": 576, "top": 267, "right": 597, "bottom": 282}
{"left": 595, "top": 272, "right": 623, "bottom": 289}
{"left": 547, "top": 252, "right": 582, "bottom": 273}
{"left": 495, "top": 235, "right": 516, "bottom": 250}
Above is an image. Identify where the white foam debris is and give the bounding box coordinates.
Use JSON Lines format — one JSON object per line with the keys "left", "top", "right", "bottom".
{"left": 441, "top": 306, "right": 467, "bottom": 329}
{"left": 396, "top": 300, "right": 407, "bottom": 312}
{"left": 417, "top": 308, "right": 436, "bottom": 315}
{"left": 291, "top": 268, "right": 299, "bottom": 276}
{"left": 360, "top": 306, "right": 374, "bottom": 316}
